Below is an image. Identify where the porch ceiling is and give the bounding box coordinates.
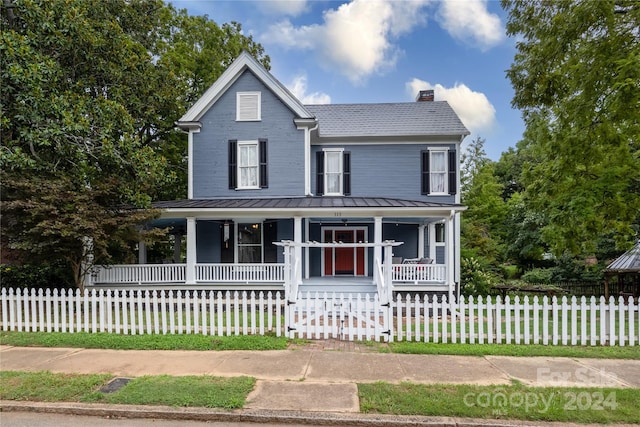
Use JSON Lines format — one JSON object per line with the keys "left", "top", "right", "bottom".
{"left": 154, "top": 196, "right": 465, "bottom": 219}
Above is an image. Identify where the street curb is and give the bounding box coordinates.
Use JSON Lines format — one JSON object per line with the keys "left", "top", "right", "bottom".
{"left": 0, "top": 400, "right": 567, "bottom": 427}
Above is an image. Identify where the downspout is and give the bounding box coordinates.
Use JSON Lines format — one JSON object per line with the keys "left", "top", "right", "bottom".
{"left": 305, "top": 122, "right": 319, "bottom": 196}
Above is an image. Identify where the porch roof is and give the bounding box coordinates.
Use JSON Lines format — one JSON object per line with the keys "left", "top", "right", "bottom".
{"left": 153, "top": 196, "right": 465, "bottom": 218}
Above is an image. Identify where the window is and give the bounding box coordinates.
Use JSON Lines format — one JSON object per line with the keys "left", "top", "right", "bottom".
{"left": 325, "top": 150, "right": 342, "bottom": 195}
{"left": 228, "top": 139, "right": 268, "bottom": 190}
{"left": 236, "top": 92, "right": 261, "bottom": 121}
{"left": 316, "top": 149, "right": 350, "bottom": 196}
{"left": 435, "top": 223, "right": 445, "bottom": 244}
{"left": 430, "top": 151, "right": 447, "bottom": 193}
{"left": 238, "top": 223, "right": 262, "bottom": 263}
{"left": 421, "top": 149, "right": 457, "bottom": 195}
{"left": 238, "top": 142, "right": 259, "bottom": 188}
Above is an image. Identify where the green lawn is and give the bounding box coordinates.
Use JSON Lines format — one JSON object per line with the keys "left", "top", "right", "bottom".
{"left": 2, "top": 331, "right": 639, "bottom": 359}
{"left": 0, "top": 371, "right": 254, "bottom": 409}
{"left": 359, "top": 381, "right": 640, "bottom": 424}
{"left": 2, "top": 370, "right": 639, "bottom": 424}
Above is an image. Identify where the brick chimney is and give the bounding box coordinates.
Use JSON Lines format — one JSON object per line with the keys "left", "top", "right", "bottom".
{"left": 416, "top": 90, "right": 434, "bottom": 102}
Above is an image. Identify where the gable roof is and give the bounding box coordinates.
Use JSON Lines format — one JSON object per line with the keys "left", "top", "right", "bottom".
{"left": 177, "top": 51, "right": 313, "bottom": 127}
{"left": 606, "top": 240, "right": 640, "bottom": 272}
{"left": 305, "top": 102, "right": 470, "bottom": 138}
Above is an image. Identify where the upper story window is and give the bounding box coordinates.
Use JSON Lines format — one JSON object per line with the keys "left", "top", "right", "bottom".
{"left": 228, "top": 139, "right": 268, "bottom": 190}
{"left": 421, "top": 149, "right": 457, "bottom": 195}
{"left": 238, "top": 142, "right": 259, "bottom": 189}
{"left": 236, "top": 91, "right": 261, "bottom": 121}
{"left": 316, "top": 149, "right": 351, "bottom": 196}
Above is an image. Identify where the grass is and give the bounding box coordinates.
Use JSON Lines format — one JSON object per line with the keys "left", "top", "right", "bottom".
{"left": 358, "top": 381, "right": 640, "bottom": 424}
{"left": 2, "top": 331, "right": 638, "bottom": 359}
{"left": 0, "top": 371, "right": 112, "bottom": 401}
{"left": 3, "top": 370, "right": 639, "bottom": 423}
{"left": 389, "top": 342, "right": 640, "bottom": 359}
{"left": 0, "top": 331, "right": 288, "bottom": 351}
{"left": 0, "top": 371, "right": 254, "bottom": 409}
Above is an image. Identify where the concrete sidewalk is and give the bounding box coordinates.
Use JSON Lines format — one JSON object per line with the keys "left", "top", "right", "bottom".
{"left": 1, "top": 344, "right": 639, "bottom": 426}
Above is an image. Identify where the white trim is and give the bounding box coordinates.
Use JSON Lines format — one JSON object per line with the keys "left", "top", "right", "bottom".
{"left": 236, "top": 91, "right": 261, "bottom": 121}
{"left": 178, "top": 52, "right": 313, "bottom": 123}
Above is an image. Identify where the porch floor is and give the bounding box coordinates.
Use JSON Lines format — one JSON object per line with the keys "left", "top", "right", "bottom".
{"left": 299, "top": 276, "right": 377, "bottom": 296}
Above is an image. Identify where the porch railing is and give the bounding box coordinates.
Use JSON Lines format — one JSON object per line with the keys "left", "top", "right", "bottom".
{"left": 388, "top": 264, "right": 447, "bottom": 283}
{"left": 92, "top": 264, "right": 187, "bottom": 285}
{"left": 90, "top": 263, "right": 285, "bottom": 285}
{"left": 196, "top": 263, "right": 284, "bottom": 283}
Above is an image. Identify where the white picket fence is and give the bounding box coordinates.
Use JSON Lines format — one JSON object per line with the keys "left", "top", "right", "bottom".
{"left": 1, "top": 288, "right": 283, "bottom": 337}
{"left": 1, "top": 288, "right": 638, "bottom": 345}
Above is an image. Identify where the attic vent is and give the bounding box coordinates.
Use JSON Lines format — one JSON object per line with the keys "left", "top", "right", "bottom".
{"left": 416, "top": 90, "right": 434, "bottom": 102}
{"left": 237, "top": 91, "right": 261, "bottom": 121}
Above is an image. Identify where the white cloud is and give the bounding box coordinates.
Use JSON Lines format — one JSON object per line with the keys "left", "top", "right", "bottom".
{"left": 255, "top": 0, "right": 309, "bottom": 17}
{"left": 406, "top": 78, "right": 496, "bottom": 133}
{"left": 436, "top": 0, "right": 503, "bottom": 50}
{"left": 287, "top": 74, "right": 331, "bottom": 104}
{"left": 263, "top": 0, "right": 430, "bottom": 83}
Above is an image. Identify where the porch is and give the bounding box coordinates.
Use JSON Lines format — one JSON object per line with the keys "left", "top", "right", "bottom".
{"left": 88, "top": 261, "right": 449, "bottom": 294}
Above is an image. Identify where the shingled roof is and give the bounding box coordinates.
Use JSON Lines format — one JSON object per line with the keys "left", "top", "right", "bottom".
{"left": 606, "top": 240, "right": 640, "bottom": 272}
{"left": 305, "top": 101, "right": 469, "bottom": 138}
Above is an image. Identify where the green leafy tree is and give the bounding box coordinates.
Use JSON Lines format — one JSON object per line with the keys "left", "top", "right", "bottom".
{"left": 461, "top": 137, "right": 508, "bottom": 264}
{"left": 502, "top": 0, "right": 640, "bottom": 256}
{"left": 0, "top": 0, "right": 269, "bottom": 288}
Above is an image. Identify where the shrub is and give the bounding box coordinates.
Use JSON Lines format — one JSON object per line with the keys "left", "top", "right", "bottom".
{"left": 460, "top": 257, "right": 499, "bottom": 296}
{"left": 521, "top": 267, "right": 554, "bottom": 284}
{"left": 0, "top": 262, "right": 74, "bottom": 290}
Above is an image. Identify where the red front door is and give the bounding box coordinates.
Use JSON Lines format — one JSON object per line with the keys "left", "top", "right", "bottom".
{"left": 334, "top": 230, "right": 354, "bottom": 274}
{"left": 322, "top": 228, "right": 366, "bottom": 276}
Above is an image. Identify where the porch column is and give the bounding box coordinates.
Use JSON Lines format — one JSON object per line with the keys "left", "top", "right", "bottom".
{"left": 173, "top": 233, "right": 182, "bottom": 263}
{"left": 294, "top": 216, "right": 302, "bottom": 285}
{"left": 418, "top": 224, "right": 426, "bottom": 258}
{"left": 186, "top": 217, "right": 196, "bottom": 284}
{"left": 374, "top": 216, "right": 383, "bottom": 266}
{"left": 447, "top": 211, "right": 455, "bottom": 303}
{"left": 138, "top": 241, "right": 147, "bottom": 264}
{"left": 304, "top": 219, "right": 310, "bottom": 279}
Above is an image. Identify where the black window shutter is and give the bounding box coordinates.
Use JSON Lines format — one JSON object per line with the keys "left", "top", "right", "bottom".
{"left": 228, "top": 140, "right": 237, "bottom": 189}
{"left": 421, "top": 150, "right": 429, "bottom": 195}
{"left": 316, "top": 151, "right": 324, "bottom": 195}
{"left": 343, "top": 151, "right": 351, "bottom": 196}
{"left": 448, "top": 150, "right": 457, "bottom": 195}
{"left": 259, "top": 138, "right": 268, "bottom": 188}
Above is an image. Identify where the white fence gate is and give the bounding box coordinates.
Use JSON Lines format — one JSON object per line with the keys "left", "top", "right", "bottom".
{"left": 1, "top": 288, "right": 638, "bottom": 345}
{"left": 286, "top": 292, "right": 390, "bottom": 341}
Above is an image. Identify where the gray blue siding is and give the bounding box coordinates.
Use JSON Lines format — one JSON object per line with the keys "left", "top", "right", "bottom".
{"left": 193, "top": 70, "right": 306, "bottom": 198}
{"left": 311, "top": 144, "right": 457, "bottom": 203}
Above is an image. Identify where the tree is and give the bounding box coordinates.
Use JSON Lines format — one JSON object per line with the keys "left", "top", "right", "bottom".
{"left": 0, "top": 0, "right": 269, "bottom": 288}
{"left": 502, "top": 0, "right": 640, "bottom": 256}
{"left": 460, "top": 137, "right": 508, "bottom": 264}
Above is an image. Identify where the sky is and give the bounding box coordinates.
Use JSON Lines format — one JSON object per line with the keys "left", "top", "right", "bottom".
{"left": 171, "top": 0, "right": 524, "bottom": 160}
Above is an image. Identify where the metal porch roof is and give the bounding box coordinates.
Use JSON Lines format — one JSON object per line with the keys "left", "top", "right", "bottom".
{"left": 606, "top": 240, "right": 640, "bottom": 272}
{"left": 153, "top": 197, "right": 463, "bottom": 210}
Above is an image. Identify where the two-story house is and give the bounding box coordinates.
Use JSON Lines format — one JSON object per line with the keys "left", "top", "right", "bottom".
{"left": 89, "top": 52, "right": 468, "bottom": 303}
